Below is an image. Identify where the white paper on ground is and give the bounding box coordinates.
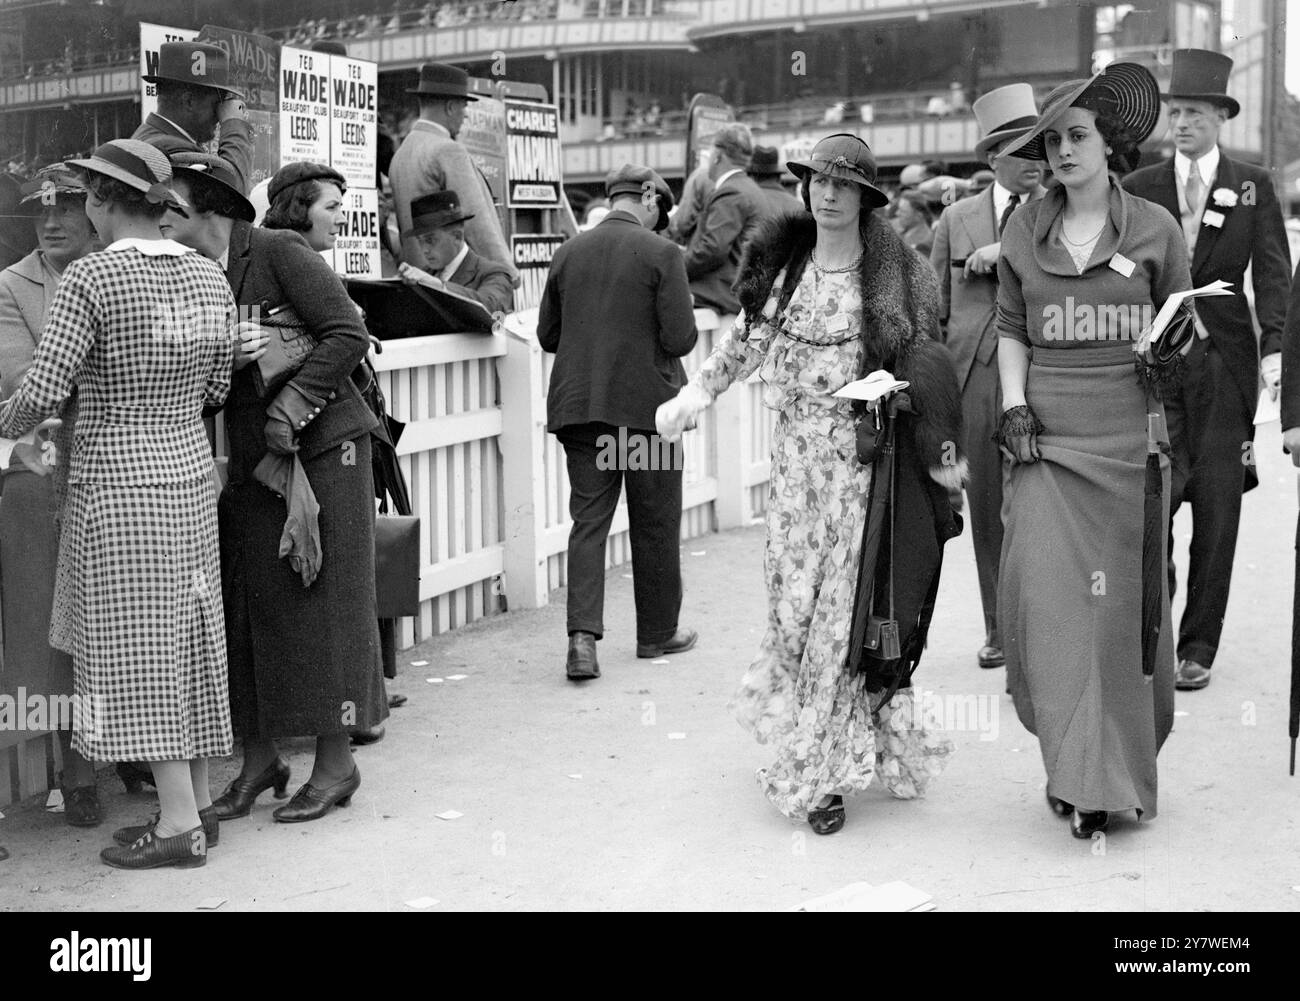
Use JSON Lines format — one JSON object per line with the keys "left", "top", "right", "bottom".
{"left": 411, "top": 660, "right": 429, "bottom": 667}
{"left": 1254, "top": 389, "right": 1280, "bottom": 425}
{"left": 690, "top": 550, "right": 706, "bottom": 556}
{"left": 652, "top": 659, "right": 669, "bottom": 665}
{"left": 196, "top": 897, "right": 226, "bottom": 910}
{"left": 45, "top": 790, "right": 64, "bottom": 812}
{"left": 405, "top": 896, "right": 440, "bottom": 908}
{"left": 793, "top": 880, "right": 935, "bottom": 912}
{"left": 436, "top": 810, "right": 463, "bottom": 820}
{"left": 667, "top": 732, "right": 686, "bottom": 739}
{"left": 446, "top": 674, "right": 468, "bottom": 681}
{"left": 426, "top": 677, "right": 443, "bottom": 683}
{"left": 567, "top": 774, "right": 582, "bottom": 780}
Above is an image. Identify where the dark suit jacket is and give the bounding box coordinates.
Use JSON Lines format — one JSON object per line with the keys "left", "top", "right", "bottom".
{"left": 1122, "top": 154, "right": 1291, "bottom": 412}
{"left": 220, "top": 221, "right": 377, "bottom": 474}
{"left": 1280, "top": 256, "right": 1300, "bottom": 432}
{"left": 446, "top": 247, "right": 514, "bottom": 316}
{"left": 538, "top": 210, "right": 697, "bottom": 432}
{"left": 132, "top": 112, "right": 255, "bottom": 195}
{"left": 753, "top": 178, "right": 804, "bottom": 223}
{"left": 684, "top": 169, "right": 766, "bottom": 314}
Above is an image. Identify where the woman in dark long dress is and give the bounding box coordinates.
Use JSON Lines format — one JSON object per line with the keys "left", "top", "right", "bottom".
{"left": 995, "top": 64, "right": 1191, "bottom": 839}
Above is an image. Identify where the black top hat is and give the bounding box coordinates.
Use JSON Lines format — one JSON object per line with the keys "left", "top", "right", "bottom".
{"left": 1162, "top": 48, "right": 1239, "bottom": 119}
{"left": 786, "top": 133, "right": 890, "bottom": 209}
{"left": 169, "top": 151, "right": 255, "bottom": 222}
{"left": 404, "top": 190, "right": 475, "bottom": 239}
{"left": 142, "top": 42, "right": 244, "bottom": 100}
{"left": 406, "top": 63, "right": 480, "bottom": 101}
{"left": 749, "top": 146, "right": 787, "bottom": 178}
{"left": 267, "top": 161, "right": 347, "bottom": 204}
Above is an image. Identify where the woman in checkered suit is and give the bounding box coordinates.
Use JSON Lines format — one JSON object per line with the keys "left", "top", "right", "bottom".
{"left": 0, "top": 140, "right": 236, "bottom": 870}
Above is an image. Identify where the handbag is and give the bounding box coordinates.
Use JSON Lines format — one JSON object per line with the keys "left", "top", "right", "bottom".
{"left": 252, "top": 303, "right": 316, "bottom": 399}
{"left": 364, "top": 353, "right": 421, "bottom": 617}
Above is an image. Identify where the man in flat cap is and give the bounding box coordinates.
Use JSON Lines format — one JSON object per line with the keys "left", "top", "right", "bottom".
{"left": 1123, "top": 48, "right": 1291, "bottom": 692}
{"left": 538, "top": 164, "right": 699, "bottom": 681}
{"left": 930, "top": 82, "right": 1047, "bottom": 671}
{"left": 396, "top": 191, "right": 514, "bottom": 315}
{"left": 133, "top": 41, "right": 254, "bottom": 194}
{"left": 388, "top": 63, "right": 515, "bottom": 283}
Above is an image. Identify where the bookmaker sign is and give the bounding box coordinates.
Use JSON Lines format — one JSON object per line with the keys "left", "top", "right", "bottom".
{"left": 505, "top": 101, "right": 562, "bottom": 208}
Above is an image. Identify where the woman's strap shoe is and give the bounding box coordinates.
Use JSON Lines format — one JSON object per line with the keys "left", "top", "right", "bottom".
{"left": 101, "top": 825, "right": 207, "bottom": 870}
{"left": 211, "top": 756, "right": 291, "bottom": 820}
{"left": 1070, "top": 809, "right": 1110, "bottom": 839}
{"left": 113, "top": 805, "right": 220, "bottom": 848}
{"left": 273, "top": 767, "right": 361, "bottom": 823}
{"left": 807, "top": 795, "right": 846, "bottom": 835}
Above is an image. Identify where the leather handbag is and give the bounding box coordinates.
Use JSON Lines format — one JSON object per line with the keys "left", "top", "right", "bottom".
{"left": 374, "top": 511, "right": 420, "bottom": 617}
{"left": 253, "top": 303, "right": 316, "bottom": 399}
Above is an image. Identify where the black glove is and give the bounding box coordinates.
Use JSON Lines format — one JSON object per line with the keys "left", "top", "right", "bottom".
{"left": 264, "top": 417, "right": 299, "bottom": 455}
{"left": 994, "top": 404, "right": 1044, "bottom": 465}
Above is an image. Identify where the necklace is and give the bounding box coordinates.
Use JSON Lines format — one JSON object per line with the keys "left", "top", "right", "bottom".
{"left": 1059, "top": 218, "right": 1106, "bottom": 246}
{"left": 811, "top": 248, "right": 862, "bottom": 273}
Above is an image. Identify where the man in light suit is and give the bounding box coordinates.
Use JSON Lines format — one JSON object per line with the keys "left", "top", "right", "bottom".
{"left": 1123, "top": 49, "right": 1291, "bottom": 691}
{"left": 930, "top": 83, "right": 1046, "bottom": 670}
{"left": 388, "top": 63, "right": 516, "bottom": 284}
{"left": 396, "top": 190, "right": 514, "bottom": 316}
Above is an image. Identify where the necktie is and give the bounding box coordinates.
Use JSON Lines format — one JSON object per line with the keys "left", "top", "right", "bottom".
{"left": 1186, "top": 162, "right": 1205, "bottom": 217}
{"left": 998, "top": 193, "right": 1021, "bottom": 235}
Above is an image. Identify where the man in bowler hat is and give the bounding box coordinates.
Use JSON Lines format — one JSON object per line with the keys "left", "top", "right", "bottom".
{"left": 538, "top": 165, "right": 699, "bottom": 680}
{"left": 930, "top": 82, "right": 1047, "bottom": 670}
{"left": 134, "top": 41, "right": 254, "bottom": 194}
{"left": 388, "top": 63, "right": 516, "bottom": 283}
{"left": 1123, "top": 49, "right": 1291, "bottom": 691}
{"left": 396, "top": 191, "right": 514, "bottom": 315}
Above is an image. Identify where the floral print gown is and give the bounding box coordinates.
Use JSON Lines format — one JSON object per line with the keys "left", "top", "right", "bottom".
{"left": 691, "top": 266, "right": 954, "bottom": 821}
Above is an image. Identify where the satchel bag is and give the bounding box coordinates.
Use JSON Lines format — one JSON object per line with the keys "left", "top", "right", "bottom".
{"left": 365, "top": 355, "right": 421, "bottom": 618}
{"left": 252, "top": 303, "right": 315, "bottom": 399}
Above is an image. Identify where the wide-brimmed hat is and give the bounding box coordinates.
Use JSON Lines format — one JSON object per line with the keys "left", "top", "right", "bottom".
{"left": 406, "top": 63, "right": 480, "bottom": 101}
{"left": 18, "top": 164, "right": 86, "bottom": 206}
{"left": 973, "top": 83, "right": 1041, "bottom": 160}
{"left": 169, "top": 151, "right": 255, "bottom": 222}
{"left": 786, "top": 133, "right": 889, "bottom": 209}
{"left": 66, "top": 140, "right": 188, "bottom": 213}
{"left": 749, "top": 146, "right": 787, "bottom": 178}
{"left": 267, "top": 161, "right": 347, "bottom": 204}
{"left": 1162, "top": 48, "right": 1239, "bottom": 119}
{"left": 403, "top": 190, "right": 475, "bottom": 239}
{"left": 1000, "top": 62, "right": 1160, "bottom": 162}
{"left": 141, "top": 42, "right": 243, "bottom": 99}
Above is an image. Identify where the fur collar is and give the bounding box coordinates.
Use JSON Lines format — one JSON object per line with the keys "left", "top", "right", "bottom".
{"left": 734, "top": 210, "right": 942, "bottom": 376}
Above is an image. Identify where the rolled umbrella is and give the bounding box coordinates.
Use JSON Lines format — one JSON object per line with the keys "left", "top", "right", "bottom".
{"left": 1291, "top": 477, "right": 1300, "bottom": 775}
{"left": 1140, "top": 414, "right": 1167, "bottom": 678}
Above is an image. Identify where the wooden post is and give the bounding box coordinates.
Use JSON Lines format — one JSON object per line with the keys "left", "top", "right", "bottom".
{"left": 498, "top": 334, "right": 550, "bottom": 609}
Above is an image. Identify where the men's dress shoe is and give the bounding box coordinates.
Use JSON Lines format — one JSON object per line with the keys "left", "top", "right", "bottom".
{"left": 211, "top": 756, "right": 291, "bottom": 820}
{"left": 808, "top": 795, "right": 846, "bottom": 835}
{"left": 388, "top": 693, "right": 408, "bottom": 708}
{"left": 1070, "top": 810, "right": 1110, "bottom": 839}
{"left": 61, "top": 785, "right": 102, "bottom": 828}
{"left": 636, "top": 627, "right": 699, "bottom": 659}
{"left": 113, "top": 805, "right": 220, "bottom": 847}
{"left": 977, "top": 645, "right": 1005, "bottom": 669}
{"left": 1175, "top": 659, "right": 1211, "bottom": 691}
{"left": 350, "top": 725, "right": 386, "bottom": 746}
{"left": 566, "top": 631, "right": 600, "bottom": 680}
{"left": 101, "top": 825, "right": 207, "bottom": 870}
{"left": 273, "top": 767, "right": 361, "bottom": 823}
{"left": 1046, "top": 792, "right": 1074, "bottom": 818}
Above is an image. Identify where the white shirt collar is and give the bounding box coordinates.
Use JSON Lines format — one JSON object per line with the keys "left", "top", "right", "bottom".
{"left": 714, "top": 167, "right": 743, "bottom": 189}
{"left": 1174, "top": 146, "right": 1220, "bottom": 186}
{"left": 437, "top": 241, "right": 470, "bottom": 281}
{"left": 154, "top": 113, "right": 197, "bottom": 145}
{"left": 104, "top": 238, "right": 195, "bottom": 257}
{"left": 414, "top": 118, "right": 452, "bottom": 140}
{"left": 216, "top": 248, "right": 230, "bottom": 271}
{"left": 991, "top": 181, "right": 1015, "bottom": 221}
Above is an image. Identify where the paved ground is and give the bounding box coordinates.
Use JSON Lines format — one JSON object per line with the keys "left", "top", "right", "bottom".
{"left": 2, "top": 425, "right": 1299, "bottom": 911}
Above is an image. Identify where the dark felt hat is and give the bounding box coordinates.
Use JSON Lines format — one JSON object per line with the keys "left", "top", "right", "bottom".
{"left": 142, "top": 42, "right": 243, "bottom": 99}
{"left": 1162, "top": 48, "right": 1239, "bottom": 119}
{"left": 749, "top": 145, "right": 787, "bottom": 178}
{"left": 786, "top": 133, "right": 889, "bottom": 209}
{"left": 406, "top": 62, "right": 480, "bottom": 100}
{"left": 403, "top": 190, "right": 475, "bottom": 239}
{"left": 267, "top": 161, "right": 347, "bottom": 204}
{"left": 170, "top": 151, "right": 255, "bottom": 222}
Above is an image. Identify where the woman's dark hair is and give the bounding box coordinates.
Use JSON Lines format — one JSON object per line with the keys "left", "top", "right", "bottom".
{"left": 184, "top": 173, "right": 247, "bottom": 220}
{"left": 263, "top": 177, "right": 346, "bottom": 232}
{"left": 797, "top": 174, "right": 880, "bottom": 247}
{"left": 79, "top": 170, "right": 167, "bottom": 220}
{"left": 1075, "top": 93, "right": 1142, "bottom": 174}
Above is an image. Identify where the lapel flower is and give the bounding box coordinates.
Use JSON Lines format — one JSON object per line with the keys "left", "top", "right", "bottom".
{"left": 1211, "top": 187, "right": 1237, "bottom": 208}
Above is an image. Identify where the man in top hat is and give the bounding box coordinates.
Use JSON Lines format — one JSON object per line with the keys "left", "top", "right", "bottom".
{"left": 133, "top": 41, "right": 254, "bottom": 194}
{"left": 749, "top": 144, "right": 802, "bottom": 222}
{"left": 1122, "top": 48, "right": 1291, "bottom": 691}
{"left": 396, "top": 191, "right": 514, "bottom": 315}
{"left": 929, "top": 82, "right": 1047, "bottom": 670}
{"left": 388, "top": 63, "right": 515, "bottom": 283}
{"left": 538, "top": 164, "right": 699, "bottom": 681}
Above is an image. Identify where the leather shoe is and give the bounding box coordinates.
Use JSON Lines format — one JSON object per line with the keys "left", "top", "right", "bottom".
{"left": 1070, "top": 809, "right": 1109, "bottom": 839}
{"left": 388, "top": 693, "right": 408, "bottom": 708}
{"left": 977, "top": 645, "right": 1005, "bottom": 669}
{"left": 1175, "top": 659, "right": 1211, "bottom": 690}
{"left": 273, "top": 767, "right": 361, "bottom": 823}
{"left": 807, "top": 795, "right": 845, "bottom": 835}
{"left": 61, "top": 785, "right": 102, "bottom": 828}
{"left": 1046, "top": 792, "right": 1073, "bottom": 818}
{"left": 566, "top": 631, "right": 600, "bottom": 680}
{"left": 349, "top": 725, "right": 386, "bottom": 746}
{"left": 636, "top": 627, "right": 698, "bottom": 659}
{"left": 212, "top": 755, "right": 291, "bottom": 820}
{"left": 113, "top": 805, "right": 220, "bottom": 847}
{"left": 101, "top": 824, "right": 206, "bottom": 869}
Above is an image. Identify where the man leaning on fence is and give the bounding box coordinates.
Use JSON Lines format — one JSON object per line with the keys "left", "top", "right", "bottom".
{"left": 538, "top": 164, "right": 699, "bottom": 681}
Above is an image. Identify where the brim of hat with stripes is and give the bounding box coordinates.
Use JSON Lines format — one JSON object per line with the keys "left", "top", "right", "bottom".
{"left": 1000, "top": 62, "right": 1160, "bottom": 163}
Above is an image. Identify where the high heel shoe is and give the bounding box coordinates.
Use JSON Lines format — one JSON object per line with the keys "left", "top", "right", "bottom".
{"left": 211, "top": 756, "right": 291, "bottom": 820}
{"left": 116, "top": 762, "right": 156, "bottom": 794}
{"left": 1070, "top": 809, "right": 1110, "bottom": 839}
{"left": 273, "top": 766, "right": 361, "bottom": 823}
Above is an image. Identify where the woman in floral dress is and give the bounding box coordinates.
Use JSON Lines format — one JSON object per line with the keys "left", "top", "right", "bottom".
{"left": 658, "top": 134, "right": 963, "bottom": 834}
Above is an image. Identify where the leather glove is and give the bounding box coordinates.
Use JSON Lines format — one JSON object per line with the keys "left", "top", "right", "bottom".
{"left": 1261, "top": 352, "right": 1281, "bottom": 401}
{"left": 995, "top": 404, "right": 1044, "bottom": 465}
{"left": 655, "top": 382, "right": 712, "bottom": 442}
{"left": 264, "top": 417, "right": 299, "bottom": 455}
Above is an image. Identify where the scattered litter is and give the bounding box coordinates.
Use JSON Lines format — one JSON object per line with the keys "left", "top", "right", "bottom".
{"left": 436, "top": 810, "right": 463, "bottom": 821}
{"left": 45, "top": 790, "right": 64, "bottom": 813}
{"left": 426, "top": 677, "right": 444, "bottom": 684}
{"left": 690, "top": 550, "right": 707, "bottom": 556}
{"left": 446, "top": 674, "right": 468, "bottom": 681}
{"left": 1010, "top": 748, "right": 1021, "bottom": 753}
{"left": 405, "top": 896, "right": 440, "bottom": 909}
{"left": 754, "top": 874, "right": 767, "bottom": 880}
{"left": 793, "top": 881, "right": 935, "bottom": 912}
{"left": 196, "top": 897, "right": 226, "bottom": 910}
{"left": 411, "top": 660, "right": 429, "bottom": 667}
{"left": 652, "top": 659, "right": 669, "bottom": 665}
{"left": 1246, "top": 564, "right": 1256, "bottom": 570}
{"left": 1174, "top": 711, "right": 1189, "bottom": 717}
{"left": 749, "top": 517, "right": 764, "bottom": 525}
{"left": 621, "top": 573, "right": 633, "bottom": 579}
{"left": 667, "top": 732, "right": 687, "bottom": 740}
{"left": 1292, "top": 886, "right": 1300, "bottom": 893}
{"left": 567, "top": 774, "right": 583, "bottom": 780}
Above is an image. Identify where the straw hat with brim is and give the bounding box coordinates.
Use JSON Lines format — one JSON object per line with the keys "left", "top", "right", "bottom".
{"left": 66, "top": 140, "right": 189, "bottom": 214}
{"left": 1000, "top": 62, "right": 1160, "bottom": 163}
{"left": 786, "top": 133, "right": 890, "bottom": 209}
{"left": 18, "top": 164, "right": 86, "bottom": 205}
{"left": 169, "top": 151, "right": 256, "bottom": 223}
